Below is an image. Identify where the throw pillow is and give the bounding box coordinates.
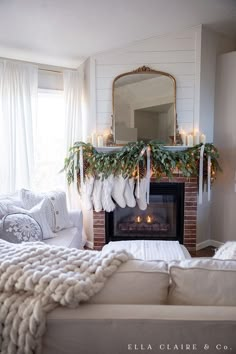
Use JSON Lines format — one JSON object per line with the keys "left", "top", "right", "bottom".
{"left": 0, "top": 202, "right": 8, "bottom": 220}
{"left": 20, "top": 189, "right": 72, "bottom": 232}
{"left": 8, "top": 200, "right": 55, "bottom": 240}
{"left": 0, "top": 213, "right": 43, "bottom": 243}
{"left": 0, "top": 192, "right": 23, "bottom": 219}
{"left": 213, "top": 241, "right": 236, "bottom": 259}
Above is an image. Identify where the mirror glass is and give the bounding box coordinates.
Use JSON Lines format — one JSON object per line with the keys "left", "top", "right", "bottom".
{"left": 113, "top": 66, "right": 176, "bottom": 145}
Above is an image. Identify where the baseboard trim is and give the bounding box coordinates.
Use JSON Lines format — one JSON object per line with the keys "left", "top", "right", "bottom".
{"left": 85, "top": 240, "right": 93, "bottom": 249}
{"left": 196, "top": 239, "right": 223, "bottom": 251}
{"left": 210, "top": 240, "right": 224, "bottom": 248}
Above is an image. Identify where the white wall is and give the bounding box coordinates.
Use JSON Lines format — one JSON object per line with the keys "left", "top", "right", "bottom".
{"left": 199, "top": 27, "right": 236, "bottom": 143}
{"left": 211, "top": 52, "right": 236, "bottom": 243}
{"left": 197, "top": 27, "right": 235, "bottom": 246}
{"left": 93, "top": 26, "right": 200, "bottom": 135}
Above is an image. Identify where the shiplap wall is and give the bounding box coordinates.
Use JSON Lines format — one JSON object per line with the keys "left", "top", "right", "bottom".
{"left": 93, "top": 26, "right": 201, "bottom": 135}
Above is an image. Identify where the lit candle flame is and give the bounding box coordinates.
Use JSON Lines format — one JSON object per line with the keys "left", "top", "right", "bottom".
{"left": 136, "top": 216, "right": 142, "bottom": 223}
{"left": 146, "top": 215, "right": 152, "bottom": 224}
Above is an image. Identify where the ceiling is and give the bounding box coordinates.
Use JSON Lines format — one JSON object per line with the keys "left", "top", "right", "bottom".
{"left": 0, "top": 0, "right": 236, "bottom": 68}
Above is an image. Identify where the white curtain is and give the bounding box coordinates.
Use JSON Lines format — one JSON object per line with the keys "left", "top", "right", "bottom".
{"left": 0, "top": 60, "right": 38, "bottom": 194}
{"left": 64, "top": 66, "right": 84, "bottom": 152}
{"left": 64, "top": 66, "right": 84, "bottom": 209}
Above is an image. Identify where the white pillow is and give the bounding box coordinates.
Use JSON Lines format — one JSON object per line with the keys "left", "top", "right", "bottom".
{"left": 7, "top": 200, "right": 55, "bottom": 240}
{"left": 88, "top": 259, "right": 169, "bottom": 304}
{"left": 168, "top": 259, "right": 236, "bottom": 306}
{"left": 20, "top": 189, "right": 72, "bottom": 232}
{"left": 0, "top": 192, "right": 23, "bottom": 219}
{"left": 213, "top": 241, "right": 236, "bottom": 259}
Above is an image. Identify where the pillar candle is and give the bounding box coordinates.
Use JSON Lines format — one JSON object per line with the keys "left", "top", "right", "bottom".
{"left": 97, "top": 135, "right": 104, "bottom": 147}
{"left": 180, "top": 131, "right": 187, "bottom": 145}
{"left": 86, "top": 135, "right": 92, "bottom": 144}
{"left": 200, "top": 133, "right": 206, "bottom": 144}
{"left": 193, "top": 131, "right": 200, "bottom": 145}
{"left": 91, "top": 132, "right": 97, "bottom": 146}
{"left": 187, "top": 134, "right": 193, "bottom": 147}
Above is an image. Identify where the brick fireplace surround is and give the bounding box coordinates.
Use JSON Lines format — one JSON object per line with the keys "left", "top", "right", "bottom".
{"left": 93, "top": 177, "right": 198, "bottom": 252}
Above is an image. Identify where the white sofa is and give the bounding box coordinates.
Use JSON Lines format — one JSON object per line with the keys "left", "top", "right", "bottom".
{"left": 0, "top": 190, "right": 85, "bottom": 248}
{"left": 42, "top": 257, "right": 236, "bottom": 354}
{"left": 44, "top": 209, "right": 84, "bottom": 248}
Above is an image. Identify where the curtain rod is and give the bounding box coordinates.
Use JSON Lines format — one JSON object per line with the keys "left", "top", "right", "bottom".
{"left": 38, "top": 68, "right": 63, "bottom": 74}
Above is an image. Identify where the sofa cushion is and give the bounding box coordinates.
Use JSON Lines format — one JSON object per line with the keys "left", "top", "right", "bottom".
{"left": 0, "top": 213, "right": 43, "bottom": 243}
{"left": 88, "top": 259, "right": 169, "bottom": 304}
{"left": 20, "top": 189, "right": 72, "bottom": 232}
{"left": 168, "top": 259, "right": 236, "bottom": 306}
{"left": 44, "top": 227, "right": 83, "bottom": 249}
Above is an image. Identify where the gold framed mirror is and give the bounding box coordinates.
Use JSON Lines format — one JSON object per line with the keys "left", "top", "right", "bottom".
{"left": 112, "top": 66, "right": 177, "bottom": 145}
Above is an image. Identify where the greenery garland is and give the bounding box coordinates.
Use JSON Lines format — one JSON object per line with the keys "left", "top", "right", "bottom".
{"left": 63, "top": 141, "right": 221, "bottom": 189}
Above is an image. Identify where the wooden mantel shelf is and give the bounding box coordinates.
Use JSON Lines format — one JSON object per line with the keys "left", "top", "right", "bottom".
{"left": 95, "top": 145, "right": 189, "bottom": 153}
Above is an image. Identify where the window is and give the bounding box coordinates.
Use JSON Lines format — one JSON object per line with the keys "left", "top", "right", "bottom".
{"left": 31, "top": 89, "right": 66, "bottom": 192}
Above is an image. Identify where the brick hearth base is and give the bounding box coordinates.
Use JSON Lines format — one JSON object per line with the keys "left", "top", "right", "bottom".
{"left": 93, "top": 177, "right": 198, "bottom": 252}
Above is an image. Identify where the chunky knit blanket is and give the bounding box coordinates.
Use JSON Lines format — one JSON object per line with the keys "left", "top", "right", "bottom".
{"left": 0, "top": 240, "right": 131, "bottom": 354}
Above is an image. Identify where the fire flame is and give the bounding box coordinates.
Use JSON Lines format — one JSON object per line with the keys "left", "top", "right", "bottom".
{"left": 136, "top": 216, "right": 142, "bottom": 223}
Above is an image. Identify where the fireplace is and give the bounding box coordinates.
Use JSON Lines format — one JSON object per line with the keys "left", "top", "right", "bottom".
{"left": 105, "top": 183, "right": 184, "bottom": 243}
{"left": 93, "top": 177, "right": 198, "bottom": 251}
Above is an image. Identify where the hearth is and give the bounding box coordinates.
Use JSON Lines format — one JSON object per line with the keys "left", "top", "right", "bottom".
{"left": 105, "top": 183, "right": 184, "bottom": 243}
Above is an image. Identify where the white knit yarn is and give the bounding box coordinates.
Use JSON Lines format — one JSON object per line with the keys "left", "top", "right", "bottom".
{"left": 124, "top": 177, "right": 136, "bottom": 208}
{"left": 92, "top": 176, "right": 103, "bottom": 212}
{"left": 81, "top": 176, "right": 95, "bottom": 210}
{"left": 0, "top": 240, "right": 131, "bottom": 354}
{"left": 111, "top": 175, "right": 127, "bottom": 208}
{"left": 135, "top": 177, "right": 148, "bottom": 210}
{"left": 101, "top": 175, "right": 116, "bottom": 212}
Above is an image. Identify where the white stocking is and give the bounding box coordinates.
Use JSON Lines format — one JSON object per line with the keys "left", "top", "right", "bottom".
{"left": 102, "top": 175, "right": 115, "bottom": 212}
{"left": 81, "top": 176, "right": 94, "bottom": 210}
{"left": 135, "top": 177, "right": 147, "bottom": 210}
{"left": 124, "top": 177, "right": 136, "bottom": 208}
{"left": 111, "top": 175, "right": 127, "bottom": 208}
{"left": 92, "top": 176, "right": 103, "bottom": 212}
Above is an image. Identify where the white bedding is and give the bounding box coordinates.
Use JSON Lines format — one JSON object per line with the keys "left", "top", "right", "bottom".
{"left": 102, "top": 240, "right": 191, "bottom": 261}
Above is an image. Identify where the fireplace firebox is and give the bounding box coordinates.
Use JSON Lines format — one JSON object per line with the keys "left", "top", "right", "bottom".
{"left": 105, "top": 182, "right": 184, "bottom": 243}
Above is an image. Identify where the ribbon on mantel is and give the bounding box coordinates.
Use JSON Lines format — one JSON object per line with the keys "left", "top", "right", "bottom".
{"left": 136, "top": 147, "right": 146, "bottom": 199}
{"left": 208, "top": 155, "right": 211, "bottom": 202}
{"left": 146, "top": 145, "right": 151, "bottom": 204}
{"left": 79, "top": 146, "right": 84, "bottom": 188}
{"left": 198, "top": 144, "right": 205, "bottom": 204}
{"left": 136, "top": 146, "right": 151, "bottom": 203}
{"left": 73, "top": 149, "right": 78, "bottom": 192}
{"left": 136, "top": 164, "right": 140, "bottom": 198}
